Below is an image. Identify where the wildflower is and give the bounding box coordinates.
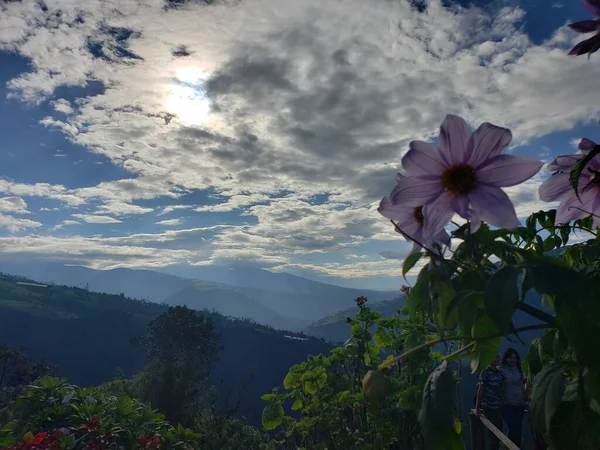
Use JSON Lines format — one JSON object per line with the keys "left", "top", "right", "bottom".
{"left": 539, "top": 138, "right": 600, "bottom": 225}
{"left": 387, "top": 115, "right": 542, "bottom": 237}
{"left": 27, "top": 432, "right": 49, "bottom": 445}
{"left": 378, "top": 177, "right": 450, "bottom": 254}
{"left": 569, "top": 0, "right": 600, "bottom": 57}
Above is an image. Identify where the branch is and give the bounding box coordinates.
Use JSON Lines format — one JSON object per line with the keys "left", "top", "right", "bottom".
{"left": 377, "top": 323, "right": 553, "bottom": 372}
{"left": 516, "top": 302, "right": 558, "bottom": 328}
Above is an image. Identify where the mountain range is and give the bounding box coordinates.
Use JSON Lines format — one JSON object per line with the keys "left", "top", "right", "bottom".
{"left": 0, "top": 261, "right": 398, "bottom": 331}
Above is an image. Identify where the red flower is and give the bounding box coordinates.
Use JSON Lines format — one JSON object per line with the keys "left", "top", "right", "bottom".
{"left": 27, "top": 432, "right": 49, "bottom": 445}
{"left": 82, "top": 414, "right": 101, "bottom": 433}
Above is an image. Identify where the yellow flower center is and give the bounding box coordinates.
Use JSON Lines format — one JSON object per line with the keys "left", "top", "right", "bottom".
{"left": 441, "top": 164, "right": 477, "bottom": 195}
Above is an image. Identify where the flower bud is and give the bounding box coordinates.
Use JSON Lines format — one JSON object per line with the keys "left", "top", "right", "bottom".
{"left": 362, "top": 370, "right": 387, "bottom": 402}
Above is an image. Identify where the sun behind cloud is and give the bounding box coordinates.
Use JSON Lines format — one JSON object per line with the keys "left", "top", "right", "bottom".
{"left": 165, "top": 65, "right": 211, "bottom": 126}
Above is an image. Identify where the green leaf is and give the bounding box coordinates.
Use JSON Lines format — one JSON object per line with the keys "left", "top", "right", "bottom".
{"left": 403, "top": 252, "right": 423, "bottom": 278}
{"left": 373, "top": 327, "right": 393, "bottom": 348}
{"left": 419, "top": 361, "right": 463, "bottom": 450}
{"left": 569, "top": 144, "right": 600, "bottom": 199}
{"left": 530, "top": 362, "right": 566, "bottom": 436}
{"left": 523, "top": 339, "right": 543, "bottom": 377}
{"left": 470, "top": 316, "right": 501, "bottom": 373}
{"left": 529, "top": 262, "right": 600, "bottom": 369}
{"left": 547, "top": 400, "right": 600, "bottom": 450}
{"left": 261, "top": 402, "right": 284, "bottom": 430}
{"left": 484, "top": 266, "right": 519, "bottom": 334}
{"left": 303, "top": 380, "right": 318, "bottom": 395}
{"left": 407, "top": 267, "right": 430, "bottom": 319}
{"left": 283, "top": 371, "right": 301, "bottom": 390}
{"left": 291, "top": 398, "right": 303, "bottom": 411}
{"left": 260, "top": 393, "right": 277, "bottom": 402}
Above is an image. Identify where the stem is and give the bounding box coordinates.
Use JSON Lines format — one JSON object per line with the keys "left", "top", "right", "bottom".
{"left": 377, "top": 324, "right": 553, "bottom": 371}
{"left": 516, "top": 302, "right": 558, "bottom": 327}
{"left": 442, "top": 341, "right": 476, "bottom": 362}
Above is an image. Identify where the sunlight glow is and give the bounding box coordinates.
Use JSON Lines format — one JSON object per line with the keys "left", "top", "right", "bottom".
{"left": 165, "top": 65, "right": 211, "bottom": 126}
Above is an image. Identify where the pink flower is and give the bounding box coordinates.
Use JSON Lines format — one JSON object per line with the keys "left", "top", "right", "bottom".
{"left": 539, "top": 138, "right": 600, "bottom": 225}
{"left": 386, "top": 115, "right": 543, "bottom": 238}
{"left": 379, "top": 175, "right": 450, "bottom": 254}
{"left": 569, "top": 0, "right": 600, "bottom": 57}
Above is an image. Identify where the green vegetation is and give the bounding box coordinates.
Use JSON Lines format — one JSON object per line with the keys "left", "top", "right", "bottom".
{"left": 262, "top": 296, "right": 432, "bottom": 449}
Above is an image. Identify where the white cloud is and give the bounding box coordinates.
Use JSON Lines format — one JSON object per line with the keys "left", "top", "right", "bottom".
{"left": 0, "top": 214, "right": 42, "bottom": 233}
{"left": 72, "top": 214, "right": 122, "bottom": 224}
{"left": 155, "top": 218, "right": 183, "bottom": 226}
{"left": 0, "top": 197, "right": 30, "bottom": 214}
{"left": 0, "top": 0, "right": 597, "bottom": 279}
{"left": 52, "top": 219, "right": 81, "bottom": 231}
{"left": 96, "top": 202, "right": 154, "bottom": 216}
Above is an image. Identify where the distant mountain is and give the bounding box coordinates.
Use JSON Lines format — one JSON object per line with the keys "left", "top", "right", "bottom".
{"left": 0, "top": 261, "right": 191, "bottom": 303}
{"left": 0, "top": 261, "right": 398, "bottom": 327}
{"left": 165, "top": 281, "right": 310, "bottom": 331}
{"left": 305, "top": 297, "right": 405, "bottom": 342}
{"left": 0, "top": 273, "right": 332, "bottom": 426}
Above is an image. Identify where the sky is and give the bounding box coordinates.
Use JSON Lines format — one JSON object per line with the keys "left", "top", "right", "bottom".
{"left": 0, "top": 0, "right": 599, "bottom": 291}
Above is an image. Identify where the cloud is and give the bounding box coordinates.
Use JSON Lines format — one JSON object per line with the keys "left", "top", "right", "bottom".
{"left": 72, "top": 214, "right": 122, "bottom": 224}
{"left": 52, "top": 220, "right": 82, "bottom": 231}
{"left": 0, "top": 0, "right": 598, "bottom": 279}
{"left": 0, "top": 215, "right": 42, "bottom": 233}
{"left": 0, "top": 197, "right": 30, "bottom": 214}
{"left": 155, "top": 218, "right": 183, "bottom": 226}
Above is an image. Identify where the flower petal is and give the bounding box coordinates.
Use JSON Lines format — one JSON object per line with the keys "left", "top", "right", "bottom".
{"left": 579, "top": 138, "right": 598, "bottom": 152}
{"left": 402, "top": 141, "right": 448, "bottom": 176}
{"left": 539, "top": 173, "right": 572, "bottom": 202}
{"left": 590, "top": 189, "right": 600, "bottom": 227}
{"left": 548, "top": 154, "right": 581, "bottom": 171}
{"left": 469, "top": 185, "right": 521, "bottom": 229}
{"left": 467, "top": 208, "right": 482, "bottom": 233}
{"left": 389, "top": 176, "right": 443, "bottom": 206}
{"left": 378, "top": 196, "right": 415, "bottom": 223}
{"left": 476, "top": 155, "right": 543, "bottom": 187}
{"left": 438, "top": 115, "right": 472, "bottom": 165}
{"left": 466, "top": 122, "right": 513, "bottom": 169}
{"left": 555, "top": 193, "right": 592, "bottom": 224}
{"left": 450, "top": 195, "right": 469, "bottom": 217}
{"left": 422, "top": 192, "right": 455, "bottom": 239}
{"left": 583, "top": 0, "right": 600, "bottom": 17}
{"left": 569, "top": 20, "right": 600, "bottom": 33}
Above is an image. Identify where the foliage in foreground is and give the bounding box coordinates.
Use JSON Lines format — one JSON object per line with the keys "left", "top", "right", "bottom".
{"left": 262, "top": 296, "right": 441, "bottom": 449}
{"left": 0, "top": 377, "right": 198, "bottom": 449}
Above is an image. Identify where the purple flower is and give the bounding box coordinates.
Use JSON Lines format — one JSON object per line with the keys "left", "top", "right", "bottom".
{"left": 378, "top": 178, "right": 450, "bottom": 255}
{"left": 386, "top": 115, "right": 543, "bottom": 238}
{"left": 539, "top": 138, "right": 600, "bottom": 225}
{"left": 568, "top": 0, "right": 600, "bottom": 57}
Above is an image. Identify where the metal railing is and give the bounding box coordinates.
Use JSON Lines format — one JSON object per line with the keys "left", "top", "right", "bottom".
{"left": 469, "top": 409, "right": 520, "bottom": 450}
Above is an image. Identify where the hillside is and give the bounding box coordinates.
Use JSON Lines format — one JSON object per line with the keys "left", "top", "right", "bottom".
{"left": 0, "top": 273, "right": 332, "bottom": 426}
{"left": 305, "top": 297, "right": 406, "bottom": 342}
{"left": 165, "top": 281, "right": 310, "bottom": 330}
{"left": 0, "top": 261, "right": 398, "bottom": 327}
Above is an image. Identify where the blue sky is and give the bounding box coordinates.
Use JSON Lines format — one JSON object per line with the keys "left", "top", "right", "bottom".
{"left": 0, "top": 0, "right": 599, "bottom": 290}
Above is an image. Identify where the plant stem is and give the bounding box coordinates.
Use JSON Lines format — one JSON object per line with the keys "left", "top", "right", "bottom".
{"left": 516, "top": 302, "right": 558, "bottom": 327}
{"left": 377, "top": 324, "right": 553, "bottom": 371}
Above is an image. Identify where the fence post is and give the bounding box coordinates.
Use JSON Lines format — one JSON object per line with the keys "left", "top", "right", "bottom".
{"left": 469, "top": 410, "right": 484, "bottom": 450}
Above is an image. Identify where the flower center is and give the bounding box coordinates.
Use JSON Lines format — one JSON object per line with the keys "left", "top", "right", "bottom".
{"left": 413, "top": 206, "right": 424, "bottom": 227}
{"left": 441, "top": 163, "right": 477, "bottom": 195}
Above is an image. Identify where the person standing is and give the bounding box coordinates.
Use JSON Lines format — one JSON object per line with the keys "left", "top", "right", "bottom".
{"left": 499, "top": 348, "right": 528, "bottom": 447}
{"left": 475, "top": 354, "right": 504, "bottom": 450}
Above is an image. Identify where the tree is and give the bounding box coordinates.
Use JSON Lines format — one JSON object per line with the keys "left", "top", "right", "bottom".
{"left": 0, "top": 345, "right": 54, "bottom": 407}
{"left": 131, "top": 306, "right": 220, "bottom": 426}
{"left": 262, "top": 297, "right": 434, "bottom": 449}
